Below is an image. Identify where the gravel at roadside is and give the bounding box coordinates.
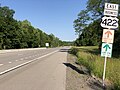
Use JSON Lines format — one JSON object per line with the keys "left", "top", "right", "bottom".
{"left": 66, "top": 53, "right": 104, "bottom": 90}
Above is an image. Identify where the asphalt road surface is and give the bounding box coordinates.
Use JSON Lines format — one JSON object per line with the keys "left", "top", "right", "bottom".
{"left": 0, "top": 47, "right": 69, "bottom": 90}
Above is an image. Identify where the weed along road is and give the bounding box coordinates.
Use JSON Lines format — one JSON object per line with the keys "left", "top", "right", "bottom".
{"left": 0, "top": 47, "right": 69, "bottom": 90}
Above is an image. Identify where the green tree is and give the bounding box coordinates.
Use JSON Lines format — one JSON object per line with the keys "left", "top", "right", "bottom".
{"left": 77, "top": 19, "right": 102, "bottom": 46}
{"left": 74, "top": 0, "right": 120, "bottom": 47}
{"left": 0, "top": 6, "right": 21, "bottom": 49}
{"left": 0, "top": 6, "right": 63, "bottom": 49}
{"left": 87, "top": 0, "right": 120, "bottom": 19}
{"left": 73, "top": 10, "right": 91, "bottom": 36}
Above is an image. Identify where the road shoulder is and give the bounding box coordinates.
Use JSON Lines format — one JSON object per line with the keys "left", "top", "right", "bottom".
{"left": 66, "top": 53, "right": 104, "bottom": 90}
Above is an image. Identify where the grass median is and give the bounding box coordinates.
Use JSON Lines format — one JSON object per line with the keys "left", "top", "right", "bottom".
{"left": 70, "top": 46, "right": 120, "bottom": 90}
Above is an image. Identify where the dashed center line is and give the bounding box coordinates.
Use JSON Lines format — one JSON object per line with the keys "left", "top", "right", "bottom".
{"left": 8, "top": 62, "right": 12, "bottom": 64}
{"left": 1, "top": 54, "right": 51, "bottom": 66}
{"left": 0, "top": 64, "right": 3, "bottom": 66}
{"left": 0, "top": 50, "right": 59, "bottom": 75}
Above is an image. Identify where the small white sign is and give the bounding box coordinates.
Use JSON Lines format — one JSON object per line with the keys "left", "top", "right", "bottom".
{"left": 105, "top": 3, "right": 119, "bottom": 11}
{"left": 45, "top": 43, "right": 49, "bottom": 47}
{"left": 104, "top": 9, "right": 118, "bottom": 17}
{"left": 101, "top": 16, "right": 119, "bottom": 29}
{"left": 102, "top": 29, "right": 114, "bottom": 43}
{"left": 101, "top": 43, "right": 112, "bottom": 58}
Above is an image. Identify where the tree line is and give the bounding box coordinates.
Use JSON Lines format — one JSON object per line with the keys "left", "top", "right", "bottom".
{"left": 73, "top": 0, "right": 120, "bottom": 50}
{"left": 0, "top": 6, "right": 67, "bottom": 49}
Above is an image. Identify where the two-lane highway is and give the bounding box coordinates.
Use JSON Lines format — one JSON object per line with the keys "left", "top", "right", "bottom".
{"left": 0, "top": 48, "right": 59, "bottom": 74}
{"left": 0, "top": 47, "right": 69, "bottom": 90}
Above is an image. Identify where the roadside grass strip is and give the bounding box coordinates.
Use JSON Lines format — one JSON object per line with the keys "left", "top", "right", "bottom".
{"left": 70, "top": 47, "right": 120, "bottom": 90}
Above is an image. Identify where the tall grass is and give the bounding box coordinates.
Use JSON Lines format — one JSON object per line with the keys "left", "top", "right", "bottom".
{"left": 71, "top": 46, "right": 120, "bottom": 90}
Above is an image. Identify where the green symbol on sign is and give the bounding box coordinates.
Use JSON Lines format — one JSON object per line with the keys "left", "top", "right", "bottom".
{"left": 103, "top": 44, "right": 111, "bottom": 51}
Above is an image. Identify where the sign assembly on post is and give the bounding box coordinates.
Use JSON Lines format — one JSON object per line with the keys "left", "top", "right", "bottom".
{"left": 101, "top": 3, "right": 119, "bottom": 58}
{"left": 100, "top": 2, "right": 119, "bottom": 87}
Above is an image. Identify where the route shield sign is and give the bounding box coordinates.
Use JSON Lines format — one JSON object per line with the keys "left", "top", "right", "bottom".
{"left": 101, "top": 43, "right": 112, "bottom": 58}
{"left": 101, "top": 16, "right": 119, "bottom": 29}
{"left": 102, "top": 29, "right": 114, "bottom": 43}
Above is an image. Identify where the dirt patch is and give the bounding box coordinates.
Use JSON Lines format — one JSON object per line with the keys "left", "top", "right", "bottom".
{"left": 66, "top": 53, "right": 104, "bottom": 90}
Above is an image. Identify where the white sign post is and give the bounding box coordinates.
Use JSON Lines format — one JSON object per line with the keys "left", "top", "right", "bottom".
{"left": 101, "top": 43, "right": 113, "bottom": 86}
{"left": 101, "top": 3, "right": 119, "bottom": 87}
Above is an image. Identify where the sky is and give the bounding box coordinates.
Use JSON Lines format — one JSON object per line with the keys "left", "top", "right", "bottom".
{"left": 0, "top": 0, "right": 87, "bottom": 41}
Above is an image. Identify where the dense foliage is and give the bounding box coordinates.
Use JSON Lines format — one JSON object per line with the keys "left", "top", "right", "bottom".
{"left": 73, "top": 0, "right": 120, "bottom": 50}
{"left": 0, "top": 6, "right": 65, "bottom": 49}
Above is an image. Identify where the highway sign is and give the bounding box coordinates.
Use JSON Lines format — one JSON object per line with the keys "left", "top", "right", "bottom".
{"left": 101, "top": 43, "right": 112, "bottom": 58}
{"left": 101, "top": 16, "right": 119, "bottom": 29}
{"left": 45, "top": 43, "right": 49, "bottom": 47}
{"left": 104, "top": 9, "right": 118, "bottom": 17}
{"left": 101, "top": 3, "right": 119, "bottom": 87}
{"left": 102, "top": 29, "right": 114, "bottom": 43}
{"left": 105, "top": 3, "right": 119, "bottom": 11}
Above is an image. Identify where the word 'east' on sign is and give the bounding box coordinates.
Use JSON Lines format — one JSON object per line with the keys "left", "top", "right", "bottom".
{"left": 104, "top": 3, "right": 119, "bottom": 17}
{"left": 105, "top": 3, "right": 119, "bottom": 11}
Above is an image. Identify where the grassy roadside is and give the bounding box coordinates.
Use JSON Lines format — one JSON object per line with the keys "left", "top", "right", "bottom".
{"left": 70, "top": 46, "right": 120, "bottom": 90}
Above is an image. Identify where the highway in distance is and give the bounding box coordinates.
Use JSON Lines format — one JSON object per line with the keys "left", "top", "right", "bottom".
{"left": 0, "top": 47, "right": 69, "bottom": 90}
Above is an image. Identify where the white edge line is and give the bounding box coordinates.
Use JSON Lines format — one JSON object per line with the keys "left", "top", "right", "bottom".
{"left": 0, "top": 50, "right": 58, "bottom": 75}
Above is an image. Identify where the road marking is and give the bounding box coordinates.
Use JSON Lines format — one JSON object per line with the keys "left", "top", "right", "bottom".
{"left": 8, "top": 62, "right": 12, "bottom": 64}
{"left": 0, "top": 50, "right": 58, "bottom": 75}
{"left": 0, "top": 64, "right": 3, "bottom": 66}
